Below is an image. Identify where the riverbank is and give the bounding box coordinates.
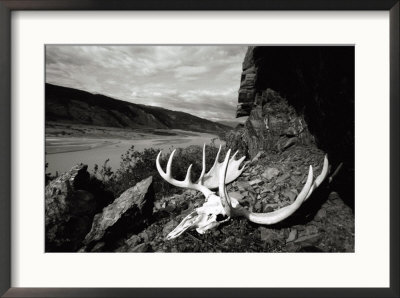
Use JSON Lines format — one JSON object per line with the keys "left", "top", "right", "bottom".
{"left": 45, "top": 123, "right": 224, "bottom": 174}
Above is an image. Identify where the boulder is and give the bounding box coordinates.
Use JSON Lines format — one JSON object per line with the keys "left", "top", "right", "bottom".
{"left": 45, "top": 164, "right": 111, "bottom": 252}
{"left": 83, "top": 176, "right": 154, "bottom": 251}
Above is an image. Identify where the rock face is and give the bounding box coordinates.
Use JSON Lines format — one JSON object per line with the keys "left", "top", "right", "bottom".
{"left": 228, "top": 89, "right": 315, "bottom": 158}
{"left": 234, "top": 46, "right": 354, "bottom": 163}
{"left": 227, "top": 46, "right": 355, "bottom": 208}
{"left": 83, "top": 176, "right": 155, "bottom": 252}
{"left": 45, "top": 164, "right": 114, "bottom": 252}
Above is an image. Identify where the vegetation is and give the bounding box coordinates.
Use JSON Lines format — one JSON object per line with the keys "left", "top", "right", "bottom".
{"left": 92, "top": 144, "right": 226, "bottom": 198}
{"left": 45, "top": 161, "right": 58, "bottom": 185}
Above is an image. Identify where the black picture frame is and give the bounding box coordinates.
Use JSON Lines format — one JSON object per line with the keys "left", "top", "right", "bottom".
{"left": 1, "top": 0, "right": 399, "bottom": 297}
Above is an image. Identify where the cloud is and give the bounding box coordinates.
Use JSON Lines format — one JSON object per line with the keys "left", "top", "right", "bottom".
{"left": 174, "top": 65, "right": 209, "bottom": 80}
{"left": 46, "top": 45, "right": 248, "bottom": 122}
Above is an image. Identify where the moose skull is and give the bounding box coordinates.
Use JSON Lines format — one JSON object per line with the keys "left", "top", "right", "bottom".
{"left": 156, "top": 145, "right": 329, "bottom": 240}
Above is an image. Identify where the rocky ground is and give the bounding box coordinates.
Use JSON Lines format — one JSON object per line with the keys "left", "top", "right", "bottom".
{"left": 130, "top": 145, "right": 354, "bottom": 253}
{"left": 46, "top": 143, "right": 354, "bottom": 253}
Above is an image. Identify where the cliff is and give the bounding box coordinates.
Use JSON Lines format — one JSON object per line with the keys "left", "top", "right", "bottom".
{"left": 227, "top": 46, "right": 354, "bottom": 208}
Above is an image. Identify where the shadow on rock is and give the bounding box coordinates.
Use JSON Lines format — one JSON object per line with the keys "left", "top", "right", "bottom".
{"left": 45, "top": 164, "right": 114, "bottom": 252}
{"left": 81, "top": 176, "right": 155, "bottom": 252}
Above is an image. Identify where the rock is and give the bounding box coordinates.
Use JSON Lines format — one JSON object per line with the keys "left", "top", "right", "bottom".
{"left": 290, "top": 175, "right": 303, "bottom": 185}
{"left": 117, "top": 240, "right": 151, "bottom": 252}
{"left": 154, "top": 200, "right": 163, "bottom": 211}
{"left": 45, "top": 164, "right": 112, "bottom": 252}
{"left": 223, "top": 236, "right": 236, "bottom": 246}
{"left": 213, "top": 230, "right": 221, "bottom": 237}
{"left": 163, "top": 219, "right": 179, "bottom": 238}
{"left": 83, "top": 176, "right": 154, "bottom": 251}
{"left": 138, "top": 231, "right": 150, "bottom": 243}
{"left": 314, "top": 208, "right": 327, "bottom": 221}
{"left": 281, "top": 137, "right": 298, "bottom": 151}
{"left": 228, "top": 191, "right": 244, "bottom": 202}
{"left": 263, "top": 205, "right": 275, "bottom": 213}
{"left": 286, "top": 229, "right": 298, "bottom": 243}
{"left": 276, "top": 173, "right": 290, "bottom": 184}
{"left": 90, "top": 242, "right": 106, "bottom": 252}
{"left": 187, "top": 190, "right": 197, "bottom": 196}
{"left": 164, "top": 202, "right": 176, "bottom": 212}
{"left": 170, "top": 247, "right": 179, "bottom": 253}
{"left": 130, "top": 243, "right": 150, "bottom": 252}
{"left": 236, "top": 181, "right": 251, "bottom": 191}
{"left": 126, "top": 235, "right": 142, "bottom": 247}
{"left": 294, "top": 234, "right": 320, "bottom": 244}
{"left": 283, "top": 190, "right": 297, "bottom": 202}
{"left": 261, "top": 168, "right": 280, "bottom": 180}
{"left": 328, "top": 191, "right": 341, "bottom": 201}
{"left": 316, "top": 193, "right": 354, "bottom": 252}
{"left": 249, "top": 179, "right": 263, "bottom": 186}
{"left": 251, "top": 151, "right": 265, "bottom": 162}
{"left": 299, "top": 225, "right": 319, "bottom": 237}
{"left": 254, "top": 201, "right": 263, "bottom": 212}
{"left": 259, "top": 227, "right": 281, "bottom": 245}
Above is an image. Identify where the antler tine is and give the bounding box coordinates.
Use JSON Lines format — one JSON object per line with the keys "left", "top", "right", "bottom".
{"left": 198, "top": 144, "right": 207, "bottom": 183}
{"left": 231, "top": 150, "right": 238, "bottom": 161}
{"left": 185, "top": 164, "right": 193, "bottom": 183}
{"left": 218, "top": 149, "right": 233, "bottom": 217}
{"left": 237, "top": 166, "right": 314, "bottom": 225}
{"left": 156, "top": 150, "right": 213, "bottom": 198}
{"left": 305, "top": 154, "right": 329, "bottom": 200}
{"left": 165, "top": 149, "right": 175, "bottom": 176}
{"left": 205, "top": 144, "right": 222, "bottom": 176}
{"left": 201, "top": 146, "right": 247, "bottom": 190}
{"left": 229, "top": 150, "right": 248, "bottom": 171}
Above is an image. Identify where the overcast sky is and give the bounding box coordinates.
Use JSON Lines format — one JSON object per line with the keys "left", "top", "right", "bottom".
{"left": 46, "top": 45, "right": 248, "bottom": 123}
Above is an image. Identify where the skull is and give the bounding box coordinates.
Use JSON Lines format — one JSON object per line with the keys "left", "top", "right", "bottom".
{"left": 165, "top": 194, "right": 233, "bottom": 240}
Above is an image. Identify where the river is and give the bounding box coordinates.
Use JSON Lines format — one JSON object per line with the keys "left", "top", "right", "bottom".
{"left": 45, "top": 130, "right": 224, "bottom": 175}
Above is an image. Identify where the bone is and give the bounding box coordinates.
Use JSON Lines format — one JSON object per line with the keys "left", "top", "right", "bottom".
{"left": 240, "top": 165, "right": 314, "bottom": 225}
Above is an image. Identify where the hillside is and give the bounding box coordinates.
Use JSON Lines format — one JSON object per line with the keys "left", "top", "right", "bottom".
{"left": 45, "top": 83, "right": 230, "bottom": 133}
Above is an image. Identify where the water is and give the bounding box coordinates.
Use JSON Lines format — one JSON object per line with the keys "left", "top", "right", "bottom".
{"left": 45, "top": 131, "right": 224, "bottom": 175}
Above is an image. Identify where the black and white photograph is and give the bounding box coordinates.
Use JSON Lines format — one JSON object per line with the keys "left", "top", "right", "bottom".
{"left": 44, "top": 45, "right": 355, "bottom": 253}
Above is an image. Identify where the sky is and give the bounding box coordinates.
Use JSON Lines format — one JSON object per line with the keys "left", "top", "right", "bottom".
{"left": 46, "top": 45, "right": 248, "bottom": 123}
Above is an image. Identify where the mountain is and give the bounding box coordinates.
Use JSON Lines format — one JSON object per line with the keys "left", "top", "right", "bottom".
{"left": 45, "top": 83, "right": 230, "bottom": 133}
{"left": 217, "top": 120, "right": 246, "bottom": 128}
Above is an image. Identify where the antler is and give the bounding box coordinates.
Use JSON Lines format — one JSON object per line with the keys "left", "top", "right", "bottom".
{"left": 226, "top": 153, "right": 329, "bottom": 225}
{"left": 199, "top": 144, "right": 247, "bottom": 189}
{"left": 156, "top": 149, "right": 214, "bottom": 198}
{"left": 157, "top": 145, "right": 329, "bottom": 240}
{"left": 233, "top": 165, "right": 314, "bottom": 224}
{"left": 305, "top": 155, "right": 329, "bottom": 200}
{"left": 156, "top": 145, "right": 247, "bottom": 196}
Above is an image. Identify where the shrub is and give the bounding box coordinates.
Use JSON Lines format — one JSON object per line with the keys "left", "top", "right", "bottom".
{"left": 94, "top": 143, "right": 227, "bottom": 198}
